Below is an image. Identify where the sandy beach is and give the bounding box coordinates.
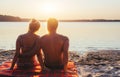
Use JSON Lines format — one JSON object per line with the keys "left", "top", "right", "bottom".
{"left": 0, "top": 50, "right": 120, "bottom": 77}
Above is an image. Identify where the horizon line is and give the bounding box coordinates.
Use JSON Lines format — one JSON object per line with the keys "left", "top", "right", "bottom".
{"left": 0, "top": 14, "right": 120, "bottom": 20}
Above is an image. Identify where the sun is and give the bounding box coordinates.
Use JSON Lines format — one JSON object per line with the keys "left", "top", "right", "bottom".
{"left": 42, "top": 3, "right": 56, "bottom": 14}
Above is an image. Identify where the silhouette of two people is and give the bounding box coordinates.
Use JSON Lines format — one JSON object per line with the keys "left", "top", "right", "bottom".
{"left": 10, "top": 18, "right": 69, "bottom": 71}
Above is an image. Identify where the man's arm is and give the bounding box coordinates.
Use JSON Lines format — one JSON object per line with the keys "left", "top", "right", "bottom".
{"left": 10, "top": 37, "right": 21, "bottom": 70}
{"left": 63, "top": 37, "right": 69, "bottom": 71}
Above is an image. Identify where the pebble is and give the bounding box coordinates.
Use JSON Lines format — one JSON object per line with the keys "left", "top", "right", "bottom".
{"left": 69, "top": 50, "right": 120, "bottom": 77}
{"left": 0, "top": 50, "right": 120, "bottom": 77}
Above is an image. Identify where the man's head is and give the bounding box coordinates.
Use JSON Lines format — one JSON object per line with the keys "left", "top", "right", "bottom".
{"left": 47, "top": 18, "right": 58, "bottom": 34}
{"left": 29, "top": 19, "right": 40, "bottom": 33}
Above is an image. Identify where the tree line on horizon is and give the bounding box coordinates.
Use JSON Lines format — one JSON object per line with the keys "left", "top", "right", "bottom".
{"left": 0, "top": 15, "right": 21, "bottom": 21}
{"left": 0, "top": 15, "right": 29, "bottom": 22}
{"left": 0, "top": 15, "right": 120, "bottom": 22}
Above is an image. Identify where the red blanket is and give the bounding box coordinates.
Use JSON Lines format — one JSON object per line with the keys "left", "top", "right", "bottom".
{"left": 0, "top": 61, "right": 78, "bottom": 77}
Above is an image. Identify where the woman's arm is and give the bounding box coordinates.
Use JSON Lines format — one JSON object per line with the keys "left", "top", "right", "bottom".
{"left": 10, "top": 36, "right": 21, "bottom": 70}
{"left": 35, "top": 39, "right": 45, "bottom": 70}
{"left": 36, "top": 49, "right": 44, "bottom": 70}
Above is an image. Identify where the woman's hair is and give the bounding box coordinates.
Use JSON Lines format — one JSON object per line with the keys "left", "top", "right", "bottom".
{"left": 29, "top": 19, "right": 40, "bottom": 33}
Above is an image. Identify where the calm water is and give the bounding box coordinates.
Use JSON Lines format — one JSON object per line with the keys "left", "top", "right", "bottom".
{"left": 0, "top": 22, "right": 120, "bottom": 53}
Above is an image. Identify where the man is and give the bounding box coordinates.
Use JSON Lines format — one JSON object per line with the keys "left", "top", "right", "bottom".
{"left": 40, "top": 18, "right": 69, "bottom": 71}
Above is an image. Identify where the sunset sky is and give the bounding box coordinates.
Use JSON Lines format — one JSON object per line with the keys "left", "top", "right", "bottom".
{"left": 0, "top": 0, "right": 120, "bottom": 20}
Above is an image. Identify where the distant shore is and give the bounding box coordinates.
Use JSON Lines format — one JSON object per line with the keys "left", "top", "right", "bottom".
{"left": 0, "top": 50, "right": 120, "bottom": 77}
{"left": 0, "top": 15, "right": 120, "bottom": 22}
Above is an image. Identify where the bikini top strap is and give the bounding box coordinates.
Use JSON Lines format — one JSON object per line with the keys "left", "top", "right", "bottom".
{"left": 20, "top": 35, "right": 38, "bottom": 50}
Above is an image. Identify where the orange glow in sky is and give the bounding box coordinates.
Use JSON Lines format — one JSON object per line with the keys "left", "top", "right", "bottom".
{"left": 0, "top": 0, "right": 120, "bottom": 20}
{"left": 42, "top": 3, "right": 56, "bottom": 14}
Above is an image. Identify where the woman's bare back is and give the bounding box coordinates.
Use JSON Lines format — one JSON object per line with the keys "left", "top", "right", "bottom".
{"left": 17, "top": 33, "right": 40, "bottom": 69}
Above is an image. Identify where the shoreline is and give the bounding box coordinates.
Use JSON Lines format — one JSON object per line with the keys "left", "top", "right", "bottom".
{"left": 0, "top": 50, "right": 120, "bottom": 77}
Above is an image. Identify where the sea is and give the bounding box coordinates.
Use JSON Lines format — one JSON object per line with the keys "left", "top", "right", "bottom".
{"left": 0, "top": 22, "right": 120, "bottom": 53}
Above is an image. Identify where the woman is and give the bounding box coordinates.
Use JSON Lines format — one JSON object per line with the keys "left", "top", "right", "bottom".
{"left": 10, "top": 19, "right": 44, "bottom": 70}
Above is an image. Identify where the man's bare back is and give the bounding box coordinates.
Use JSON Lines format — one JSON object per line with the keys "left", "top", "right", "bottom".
{"left": 41, "top": 34, "right": 69, "bottom": 69}
{"left": 40, "top": 18, "right": 69, "bottom": 70}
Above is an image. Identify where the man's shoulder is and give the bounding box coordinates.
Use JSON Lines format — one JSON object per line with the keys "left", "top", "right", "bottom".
{"left": 40, "top": 34, "right": 69, "bottom": 41}
{"left": 40, "top": 34, "right": 49, "bottom": 41}
{"left": 41, "top": 34, "right": 47, "bottom": 38}
{"left": 57, "top": 34, "right": 69, "bottom": 41}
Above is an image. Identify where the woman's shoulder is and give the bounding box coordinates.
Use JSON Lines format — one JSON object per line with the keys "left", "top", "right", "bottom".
{"left": 17, "top": 34, "right": 24, "bottom": 39}
{"left": 18, "top": 33, "right": 40, "bottom": 38}
{"left": 18, "top": 33, "right": 27, "bottom": 37}
{"left": 33, "top": 34, "right": 40, "bottom": 37}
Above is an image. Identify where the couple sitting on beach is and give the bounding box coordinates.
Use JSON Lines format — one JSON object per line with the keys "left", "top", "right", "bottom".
{"left": 10, "top": 18, "right": 69, "bottom": 71}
